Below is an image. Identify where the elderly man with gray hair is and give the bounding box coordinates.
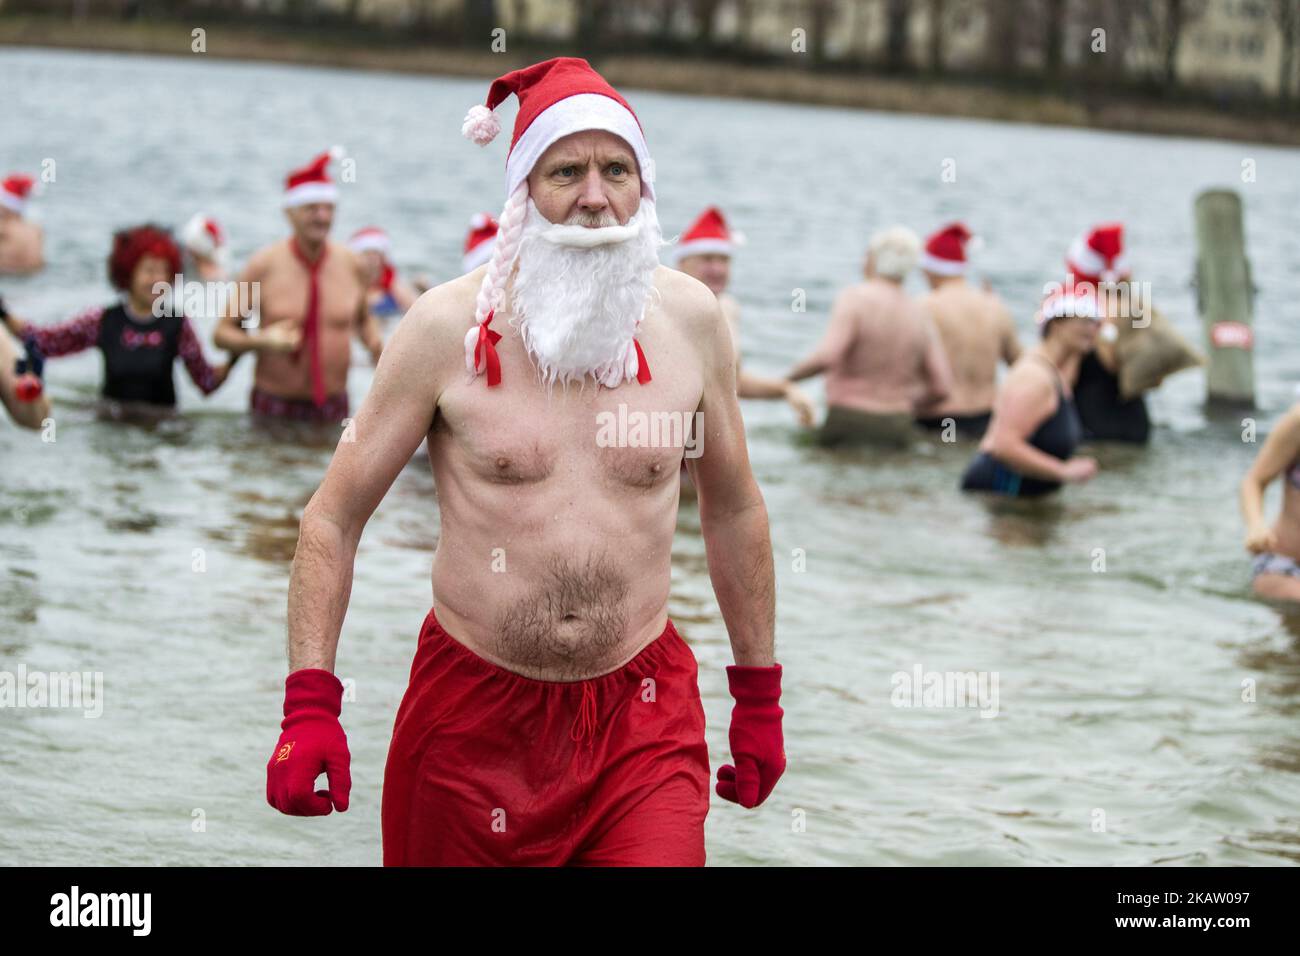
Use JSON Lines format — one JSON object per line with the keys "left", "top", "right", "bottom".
{"left": 785, "top": 226, "right": 952, "bottom": 449}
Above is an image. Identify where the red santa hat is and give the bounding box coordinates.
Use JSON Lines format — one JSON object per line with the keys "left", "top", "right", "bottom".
{"left": 461, "top": 212, "right": 499, "bottom": 273}
{"left": 282, "top": 148, "right": 343, "bottom": 209}
{"left": 348, "top": 226, "right": 391, "bottom": 255}
{"left": 672, "top": 206, "right": 744, "bottom": 263}
{"left": 1036, "top": 284, "right": 1100, "bottom": 327}
{"left": 461, "top": 57, "right": 655, "bottom": 202}
{"left": 1066, "top": 222, "right": 1130, "bottom": 284}
{"left": 919, "top": 222, "right": 975, "bottom": 276}
{"left": 0, "top": 174, "right": 36, "bottom": 216}
{"left": 180, "top": 213, "right": 226, "bottom": 262}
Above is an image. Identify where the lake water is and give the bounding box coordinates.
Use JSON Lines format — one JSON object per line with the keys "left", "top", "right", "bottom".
{"left": 3, "top": 47, "right": 1300, "bottom": 866}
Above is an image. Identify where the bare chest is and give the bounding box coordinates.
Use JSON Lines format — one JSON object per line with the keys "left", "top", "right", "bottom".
{"left": 433, "top": 331, "right": 704, "bottom": 490}
{"left": 257, "top": 262, "right": 363, "bottom": 331}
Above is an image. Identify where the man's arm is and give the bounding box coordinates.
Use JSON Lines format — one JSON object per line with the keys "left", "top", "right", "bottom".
{"left": 917, "top": 314, "right": 953, "bottom": 407}
{"left": 356, "top": 306, "right": 384, "bottom": 364}
{"left": 684, "top": 292, "right": 774, "bottom": 667}
{"left": 1000, "top": 306, "right": 1023, "bottom": 365}
{"left": 213, "top": 252, "right": 299, "bottom": 355}
{"left": 786, "top": 289, "right": 856, "bottom": 382}
{"left": 286, "top": 291, "right": 449, "bottom": 671}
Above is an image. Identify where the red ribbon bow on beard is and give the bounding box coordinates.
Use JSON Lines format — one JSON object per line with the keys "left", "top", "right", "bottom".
{"left": 632, "top": 339, "right": 652, "bottom": 385}
{"left": 290, "top": 237, "right": 327, "bottom": 408}
{"left": 471, "top": 310, "right": 652, "bottom": 388}
{"left": 475, "top": 310, "right": 503, "bottom": 387}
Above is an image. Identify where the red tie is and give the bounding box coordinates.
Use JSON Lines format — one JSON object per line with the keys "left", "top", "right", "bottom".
{"left": 290, "top": 238, "right": 327, "bottom": 408}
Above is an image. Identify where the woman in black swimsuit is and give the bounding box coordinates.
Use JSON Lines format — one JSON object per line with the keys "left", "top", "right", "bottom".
{"left": 2, "top": 224, "right": 237, "bottom": 412}
{"left": 961, "top": 288, "right": 1101, "bottom": 497}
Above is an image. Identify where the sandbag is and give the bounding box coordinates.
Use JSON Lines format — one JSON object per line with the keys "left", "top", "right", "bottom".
{"left": 1113, "top": 301, "right": 1203, "bottom": 401}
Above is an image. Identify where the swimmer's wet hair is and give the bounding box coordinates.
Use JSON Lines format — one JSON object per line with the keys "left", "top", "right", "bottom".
{"left": 108, "top": 223, "right": 183, "bottom": 291}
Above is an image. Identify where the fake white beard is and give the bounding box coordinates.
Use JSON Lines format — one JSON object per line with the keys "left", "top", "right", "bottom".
{"left": 509, "top": 196, "right": 663, "bottom": 389}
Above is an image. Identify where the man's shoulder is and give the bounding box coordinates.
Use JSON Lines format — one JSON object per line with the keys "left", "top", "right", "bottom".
{"left": 245, "top": 240, "right": 287, "bottom": 274}
{"left": 327, "top": 239, "right": 364, "bottom": 273}
{"left": 653, "top": 265, "right": 721, "bottom": 329}
{"left": 400, "top": 267, "right": 481, "bottom": 337}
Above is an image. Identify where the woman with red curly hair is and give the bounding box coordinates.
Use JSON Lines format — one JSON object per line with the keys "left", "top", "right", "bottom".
{"left": 2, "top": 223, "right": 237, "bottom": 410}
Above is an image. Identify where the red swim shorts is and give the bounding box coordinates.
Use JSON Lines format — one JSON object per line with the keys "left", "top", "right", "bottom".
{"left": 381, "top": 607, "right": 711, "bottom": 866}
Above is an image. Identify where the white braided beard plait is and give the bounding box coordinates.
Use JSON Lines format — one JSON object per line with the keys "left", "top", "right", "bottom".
{"left": 464, "top": 181, "right": 530, "bottom": 376}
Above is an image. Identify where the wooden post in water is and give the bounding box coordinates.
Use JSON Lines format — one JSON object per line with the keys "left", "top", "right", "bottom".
{"left": 1194, "top": 189, "right": 1255, "bottom": 409}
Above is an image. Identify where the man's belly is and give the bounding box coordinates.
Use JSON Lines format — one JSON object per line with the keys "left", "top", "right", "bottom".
{"left": 254, "top": 328, "right": 353, "bottom": 397}
{"left": 429, "top": 536, "right": 674, "bottom": 682}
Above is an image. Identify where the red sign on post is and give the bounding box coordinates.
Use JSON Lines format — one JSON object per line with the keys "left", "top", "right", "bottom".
{"left": 1211, "top": 321, "right": 1253, "bottom": 349}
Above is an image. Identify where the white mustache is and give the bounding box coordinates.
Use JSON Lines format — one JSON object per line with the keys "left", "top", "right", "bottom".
{"left": 539, "top": 219, "right": 643, "bottom": 249}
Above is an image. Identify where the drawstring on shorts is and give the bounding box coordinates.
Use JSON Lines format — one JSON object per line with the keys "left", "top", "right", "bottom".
{"left": 570, "top": 682, "right": 598, "bottom": 748}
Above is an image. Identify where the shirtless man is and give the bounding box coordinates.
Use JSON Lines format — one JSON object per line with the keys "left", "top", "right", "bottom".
{"left": 348, "top": 226, "right": 421, "bottom": 330}
{"left": 264, "top": 58, "right": 785, "bottom": 867}
{"left": 214, "top": 151, "right": 382, "bottom": 423}
{"left": 785, "top": 226, "right": 951, "bottom": 449}
{"left": 0, "top": 175, "right": 44, "bottom": 276}
{"left": 673, "top": 207, "right": 814, "bottom": 426}
{"left": 1241, "top": 401, "right": 1300, "bottom": 603}
{"left": 914, "top": 223, "right": 1020, "bottom": 440}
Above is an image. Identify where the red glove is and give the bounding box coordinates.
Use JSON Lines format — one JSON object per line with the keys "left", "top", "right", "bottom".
{"left": 716, "top": 663, "right": 785, "bottom": 808}
{"left": 266, "top": 668, "right": 351, "bottom": 816}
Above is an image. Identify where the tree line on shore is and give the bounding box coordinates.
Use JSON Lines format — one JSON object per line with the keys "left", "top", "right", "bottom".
{"left": 13, "top": 0, "right": 1300, "bottom": 105}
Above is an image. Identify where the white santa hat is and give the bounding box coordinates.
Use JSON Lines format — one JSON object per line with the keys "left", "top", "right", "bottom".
{"left": 348, "top": 226, "right": 391, "bottom": 255}
{"left": 282, "top": 148, "right": 343, "bottom": 209}
{"left": 0, "top": 174, "right": 37, "bottom": 216}
{"left": 461, "top": 212, "right": 499, "bottom": 273}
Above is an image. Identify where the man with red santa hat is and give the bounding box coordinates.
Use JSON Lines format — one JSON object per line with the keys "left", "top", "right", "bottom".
{"left": 264, "top": 58, "right": 785, "bottom": 866}
{"left": 348, "top": 226, "right": 420, "bottom": 326}
{"left": 914, "top": 222, "right": 1021, "bottom": 440}
{"left": 214, "top": 150, "right": 382, "bottom": 423}
{"left": 460, "top": 211, "right": 498, "bottom": 274}
{"left": 0, "top": 174, "right": 45, "bottom": 275}
{"left": 673, "top": 206, "right": 814, "bottom": 426}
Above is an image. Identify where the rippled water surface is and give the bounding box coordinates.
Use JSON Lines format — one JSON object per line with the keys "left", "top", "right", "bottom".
{"left": 3, "top": 48, "right": 1300, "bottom": 865}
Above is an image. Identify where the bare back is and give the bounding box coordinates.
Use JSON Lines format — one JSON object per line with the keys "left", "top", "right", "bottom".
{"left": 0, "top": 219, "right": 44, "bottom": 275}
{"left": 824, "top": 279, "right": 938, "bottom": 414}
{"left": 918, "top": 281, "right": 1019, "bottom": 417}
